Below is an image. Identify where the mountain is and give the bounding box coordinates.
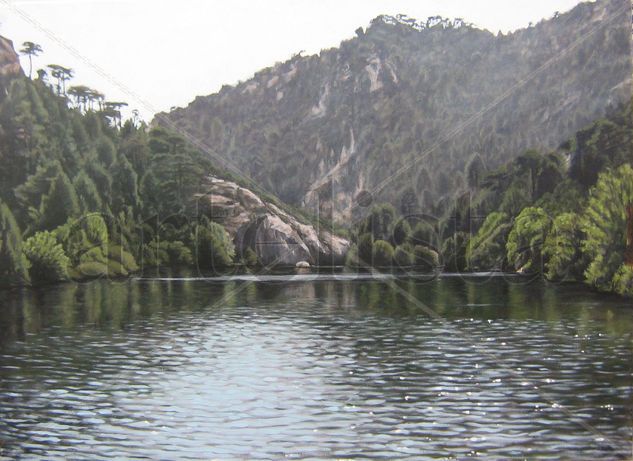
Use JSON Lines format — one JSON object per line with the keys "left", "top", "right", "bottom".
{"left": 157, "top": 0, "right": 632, "bottom": 225}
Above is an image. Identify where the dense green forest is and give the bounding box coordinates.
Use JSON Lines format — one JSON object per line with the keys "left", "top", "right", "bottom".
{"left": 0, "top": 49, "right": 243, "bottom": 287}
{"left": 346, "top": 100, "right": 633, "bottom": 296}
{"left": 1, "top": 32, "right": 632, "bottom": 298}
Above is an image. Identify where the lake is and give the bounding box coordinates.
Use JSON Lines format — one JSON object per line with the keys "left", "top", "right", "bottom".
{"left": 0, "top": 274, "right": 631, "bottom": 459}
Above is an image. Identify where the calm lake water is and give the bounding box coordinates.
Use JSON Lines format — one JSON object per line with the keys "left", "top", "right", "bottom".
{"left": 0, "top": 274, "right": 631, "bottom": 460}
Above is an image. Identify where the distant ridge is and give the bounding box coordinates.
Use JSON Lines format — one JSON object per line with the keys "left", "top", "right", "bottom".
{"left": 158, "top": 0, "right": 632, "bottom": 225}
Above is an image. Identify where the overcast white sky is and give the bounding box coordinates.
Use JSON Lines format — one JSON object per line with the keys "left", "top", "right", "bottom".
{"left": 0, "top": 0, "right": 585, "bottom": 120}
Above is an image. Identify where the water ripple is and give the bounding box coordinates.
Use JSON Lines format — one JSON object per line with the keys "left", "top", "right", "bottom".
{"left": 0, "top": 277, "right": 631, "bottom": 459}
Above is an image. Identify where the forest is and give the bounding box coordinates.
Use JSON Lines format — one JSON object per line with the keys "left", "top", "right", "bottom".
{"left": 345, "top": 99, "right": 633, "bottom": 296}
{"left": 160, "top": 0, "right": 631, "bottom": 224}
{"left": 1, "top": 35, "right": 632, "bottom": 299}
{"left": 0, "top": 43, "right": 240, "bottom": 287}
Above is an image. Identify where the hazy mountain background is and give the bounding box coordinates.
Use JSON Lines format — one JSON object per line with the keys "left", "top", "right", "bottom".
{"left": 157, "top": 0, "right": 632, "bottom": 225}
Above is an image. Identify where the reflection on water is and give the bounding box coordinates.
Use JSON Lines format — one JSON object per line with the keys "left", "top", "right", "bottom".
{"left": 0, "top": 276, "right": 631, "bottom": 459}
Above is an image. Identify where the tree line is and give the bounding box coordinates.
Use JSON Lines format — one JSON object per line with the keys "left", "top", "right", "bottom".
{"left": 346, "top": 99, "right": 633, "bottom": 296}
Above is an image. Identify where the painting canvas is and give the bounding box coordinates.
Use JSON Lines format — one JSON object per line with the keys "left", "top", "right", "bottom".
{"left": 0, "top": 0, "right": 632, "bottom": 458}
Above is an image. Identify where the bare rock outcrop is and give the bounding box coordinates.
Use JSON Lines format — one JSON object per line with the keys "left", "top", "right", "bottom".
{"left": 0, "top": 36, "right": 23, "bottom": 102}
{"left": 194, "top": 176, "right": 349, "bottom": 266}
{"left": 0, "top": 36, "right": 23, "bottom": 79}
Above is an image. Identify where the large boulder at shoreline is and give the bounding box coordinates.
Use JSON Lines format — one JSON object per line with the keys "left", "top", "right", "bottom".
{"left": 193, "top": 176, "right": 349, "bottom": 266}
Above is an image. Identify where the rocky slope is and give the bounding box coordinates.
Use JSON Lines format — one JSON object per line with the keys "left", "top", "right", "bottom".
{"left": 194, "top": 176, "right": 349, "bottom": 266}
{"left": 158, "top": 0, "right": 632, "bottom": 225}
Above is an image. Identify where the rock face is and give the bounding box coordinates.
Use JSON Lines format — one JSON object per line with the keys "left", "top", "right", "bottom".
{"left": 0, "top": 36, "right": 23, "bottom": 101}
{"left": 158, "top": 0, "right": 631, "bottom": 225}
{"left": 194, "top": 176, "right": 349, "bottom": 266}
{"left": 0, "top": 36, "right": 23, "bottom": 79}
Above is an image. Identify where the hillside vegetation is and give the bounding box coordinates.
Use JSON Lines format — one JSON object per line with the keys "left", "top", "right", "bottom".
{"left": 159, "top": 0, "right": 631, "bottom": 225}
{"left": 0, "top": 37, "right": 328, "bottom": 286}
{"left": 345, "top": 98, "right": 633, "bottom": 296}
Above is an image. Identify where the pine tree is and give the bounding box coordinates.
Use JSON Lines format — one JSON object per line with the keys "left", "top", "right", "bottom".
{"left": 111, "top": 156, "right": 140, "bottom": 214}
{"left": 73, "top": 170, "right": 103, "bottom": 212}
{"left": 39, "top": 171, "right": 80, "bottom": 230}
{"left": 19, "top": 41, "right": 43, "bottom": 79}
{"left": 466, "top": 153, "right": 486, "bottom": 189}
{"left": 0, "top": 201, "right": 30, "bottom": 285}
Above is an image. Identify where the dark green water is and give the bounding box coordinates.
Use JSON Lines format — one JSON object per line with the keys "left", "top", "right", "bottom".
{"left": 0, "top": 274, "right": 631, "bottom": 460}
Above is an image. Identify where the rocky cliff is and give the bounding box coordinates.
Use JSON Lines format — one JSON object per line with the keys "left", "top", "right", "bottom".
{"left": 194, "top": 176, "right": 349, "bottom": 266}
{"left": 0, "top": 36, "right": 23, "bottom": 91}
{"left": 158, "top": 0, "right": 632, "bottom": 225}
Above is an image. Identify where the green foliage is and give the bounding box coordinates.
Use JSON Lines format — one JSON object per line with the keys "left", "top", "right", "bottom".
{"left": 85, "top": 161, "right": 113, "bottom": 207}
{"left": 345, "top": 244, "right": 359, "bottom": 267}
{"left": 466, "top": 153, "right": 486, "bottom": 189}
{"left": 156, "top": 2, "right": 630, "bottom": 222}
{"left": 243, "top": 247, "right": 259, "bottom": 266}
{"left": 107, "top": 244, "right": 139, "bottom": 273}
{"left": 119, "top": 122, "right": 150, "bottom": 173}
{"left": 0, "top": 202, "right": 30, "bottom": 285}
{"left": 73, "top": 170, "right": 103, "bottom": 212}
{"left": 393, "top": 244, "right": 414, "bottom": 268}
{"left": 408, "top": 221, "right": 437, "bottom": 249}
{"left": 582, "top": 165, "right": 633, "bottom": 292}
{"left": 536, "top": 179, "right": 586, "bottom": 216}
{"left": 23, "top": 231, "right": 69, "bottom": 283}
{"left": 110, "top": 209, "right": 140, "bottom": 258}
{"left": 14, "top": 160, "right": 63, "bottom": 213}
{"left": 74, "top": 261, "right": 108, "bottom": 279}
{"left": 399, "top": 187, "right": 418, "bottom": 216}
{"left": 468, "top": 100, "right": 633, "bottom": 293}
{"left": 165, "top": 241, "right": 193, "bottom": 266}
{"left": 413, "top": 245, "right": 439, "bottom": 272}
{"left": 441, "top": 232, "right": 469, "bottom": 272}
{"left": 392, "top": 219, "right": 411, "bottom": 246}
{"left": 139, "top": 170, "right": 161, "bottom": 217}
{"left": 478, "top": 151, "right": 564, "bottom": 218}
{"left": 142, "top": 239, "right": 169, "bottom": 268}
{"left": 195, "top": 221, "right": 235, "bottom": 268}
{"left": 372, "top": 240, "right": 394, "bottom": 267}
{"left": 111, "top": 155, "right": 140, "bottom": 213}
{"left": 467, "top": 212, "right": 511, "bottom": 271}
{"left": 357, "top": 233, "right": 373, "bottom": 265}
{"left": 506, "top": 207, "right": 550, "bottom": 272}
{"left": 141, "top": 128, "right": 211, "bottom": 217}
{"left": 39, "top": 172, "right": 80, "bottom": 230}
{"left": 95, "top": 135, "right": 116, "bottom": 166}
{"left": 542, "top": 212, "right": 585, "bottom": 280}
{"left": 499, "top": 182, "right": 531, "bottom": 216}
{"left": 106, "top": 259, "right": 129, "bottom": 277}
{"left": 56, "top": 214, "right": 109, "bottom": 266}
{"left": 569, "top": 115, "right": 633, "bottom": 188}
{"left": 612, "top": 265, "right": 633, "bottom": 296}
{"left": 359, "top": 204, "right": 397, "bottom": 241}
{"left": 1, "top": 21, "right": 631, "bottom": 291}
